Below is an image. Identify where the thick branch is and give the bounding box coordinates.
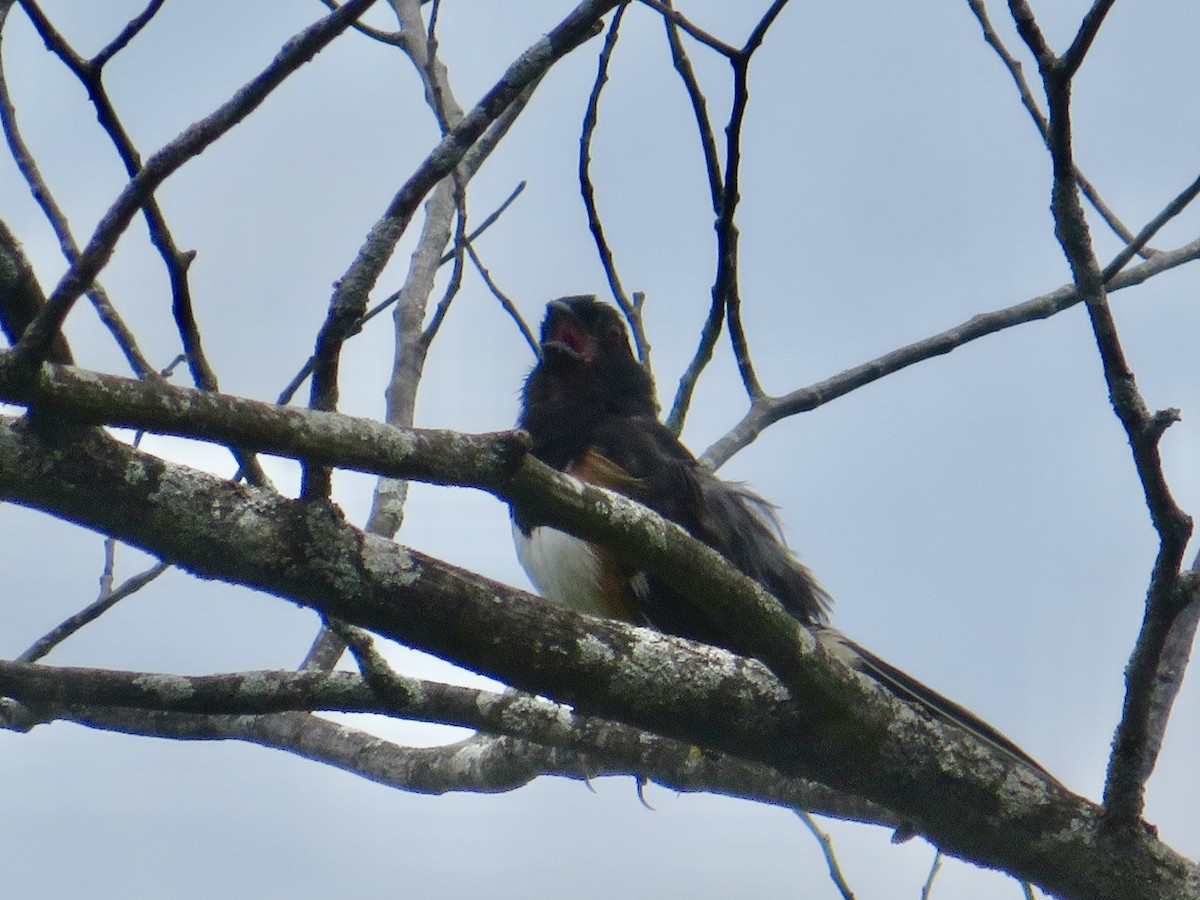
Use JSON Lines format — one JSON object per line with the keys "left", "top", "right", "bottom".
{"left": 0, "top": 414, "right": 1194, "bottom": 897}
{"left": 0, "top": 657, "right": 889, "bottom": 823}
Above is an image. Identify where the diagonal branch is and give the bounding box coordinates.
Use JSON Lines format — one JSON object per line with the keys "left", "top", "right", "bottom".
{"left": 968, "top": 0, "right": 1147, "bottom": 253}
{"left": 635, "top": 0, "right": 737, "bottom": 57}
{"left": 1009, "top": 0, "right": 1194, "bottom": 831}
{"left": 303, "top": 0, "right": 617, "bottom": 498}
{"left": 0, "top": 9, "right": 150, "bottom": 374}
{"left": 0, "top": 656, "right": 882, "bottom": 821}
{"left": 1060, "top": 0, "right": 1117, "bottom": 77}
{"left": 579, "top": 6, "right": 653, "bottom": 370}
{"left": 16, "top": 561, "right": 169, "bottom": 663}
{"left": 9, "top": 0, "right": 379, "bottom": 373}
{"left": 0, "top": 414, "right": 1191, "bottom": 899}
{"left": 702, "top": 231, "right": 1200, "bottom": 468}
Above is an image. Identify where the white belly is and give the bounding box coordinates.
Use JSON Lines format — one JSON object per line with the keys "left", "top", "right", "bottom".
{"left": 512, "top": 522, "right": 609, "bottom": 616}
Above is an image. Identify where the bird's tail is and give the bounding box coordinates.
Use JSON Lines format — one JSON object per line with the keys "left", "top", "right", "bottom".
{"left": 817, "top": 628, "right": 1055, "bottom": 781}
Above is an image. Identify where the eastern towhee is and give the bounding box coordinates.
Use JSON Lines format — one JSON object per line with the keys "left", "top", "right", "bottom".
{"left": 513, "top": 295, "right": 1049, "bottom": 778}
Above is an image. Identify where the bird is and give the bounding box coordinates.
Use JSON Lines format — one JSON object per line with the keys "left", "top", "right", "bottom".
{"left": 513, "top": 294, "right": 1051, "bottom": 778}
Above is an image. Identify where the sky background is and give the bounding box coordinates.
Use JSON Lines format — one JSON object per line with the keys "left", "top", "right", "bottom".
{"left": 3, "top": 1, "right": 1200, "bottom": 897}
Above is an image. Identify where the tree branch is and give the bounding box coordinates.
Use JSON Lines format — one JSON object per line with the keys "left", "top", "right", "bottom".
{"left": 0, "top": 654, "right": 890, "bottom": 823}
{"left": 303, "top": 0, "right": 615, "bottom": 497}
{"left": 579, "top": 6, "right": 653, "bottom": 370}
{"left": 16, "top": 561, "right": 169, "bottom": 663}
{"left": 0, "top": 414, "right": 1191, "bottom": 898}
{"left": 9, "top": 0, "right": 379, "bottom": 372}
{"left": 701, "top": 233, "right": 1200, "bottom": 468}
{"left": 968, "top": 0, "right": 1145, "bottom": 252}
{"left": 1010, "top": 0, "right": 1194, "bottom": 831}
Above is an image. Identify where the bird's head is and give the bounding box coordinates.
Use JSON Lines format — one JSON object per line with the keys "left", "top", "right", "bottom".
{"left": 537, "top": 296, "right": 657, "bottom": 415}
{"left": 531, "top": 295, "right": 655, "bottom": 416}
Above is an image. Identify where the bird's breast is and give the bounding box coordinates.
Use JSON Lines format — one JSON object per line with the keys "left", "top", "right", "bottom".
{"left": 512, "top": 522, "right": 641, "bottom": 622}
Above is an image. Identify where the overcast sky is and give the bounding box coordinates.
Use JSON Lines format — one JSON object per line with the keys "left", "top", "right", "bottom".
{"left": 3, "top": 2, "right": 1200, "bottom": 898}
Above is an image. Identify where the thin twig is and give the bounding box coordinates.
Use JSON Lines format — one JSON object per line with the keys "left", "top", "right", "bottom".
{"left": 420, "top": 204, "right": 469, "bottom": 347}
{"left": 795, "top": 811, "right": 856, "bottom": 900}
{"left": 718, "top": 4, "right": 792, "bottom": 404}
{"left": 579, "top": 7, "right": 653, "bottom": 368}
{"left": 10, "top": 0, "right": 378, "bottom": 372}
{"left": 464, "top": 243, "right": 539, "bottom": 357}
{"left": 92, "top": 0, "right": 167, "bottom": 70}
{"left": 16, "top": 561, "right": 170, "bottom": 663}
{"left": 318, "top": 0, "right": 406, "bottom": 46}
{"left": 635, "top": 0, "right": 737, "bottom": 57}
{"left": 920, "top": 850, "right": 943, "bottom": 900}
{"left": 968, "top": 0, "right": 1148, "bottom": 254}
{"left": 1101, "top": 171, "right": 1200, "bottom": 282}
{"left": 660, "top": 0, "right": 722, "bottom": 207}
{"left": 701, "top": 231, "right": 1200, "bottom": 468}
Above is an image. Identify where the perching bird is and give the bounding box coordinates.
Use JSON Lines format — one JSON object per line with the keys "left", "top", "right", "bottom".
{"left": 513, "top": 294, "right": 1049, "bottom": 777}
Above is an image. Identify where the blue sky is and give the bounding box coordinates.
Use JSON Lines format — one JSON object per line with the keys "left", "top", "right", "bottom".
{"left": 3, "top": 2, "right": 1200, "bottom": 897}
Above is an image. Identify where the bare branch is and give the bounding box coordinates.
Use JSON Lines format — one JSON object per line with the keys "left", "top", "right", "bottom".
{"left": 659, "top": 0, "right": 723, "bottom": 207}
{"left": 0, "top": 655, "right": 889, "bottom": 821}
{"left": 465, "top": 242, "right": 539, "bottom": 357}
{"left": 16, "top": 561, "right": 170, "bottom": 663}
{"left": 304, "top": 0, "right": 615, "bottom": 497}
{"left": 318, "top": 0, "right": 406, "bottom": 46}
{"left": 796, "top": 811, "right": 857, "bottom": 900}
{"left": 579, "top": 7, "right": 654, "bottom": 369}
{"left": 1060, "top": 0, "right": 1117, "bottom": 77}
{"left": 635, "top": 0, "right": 737, "bottom": 57}
{"left": 10, "top": 0, "right": 380, "bottom": 373}
{"left": 1101, "top": 172, "right": 1200, "bottom": 282}
{"left": 91, "top": 0, "right": 167, "bottom": 69}
{"left": 920, "top": 851, "right": 943, "bottom": 900}
{"left": 0, "top": 415, "right": 1194, "bottom": 898}
{"left": 1009, "top": 0, "right": 1194, "bottom": 830}
{"left": 701, "top": 233, "right": 1200, "bottom": 468}
{"left": 967, "top": 0, "right": 1150, "bottom": 254}
{"left": 0, "top": 11, "right": 151, "bottom": 374}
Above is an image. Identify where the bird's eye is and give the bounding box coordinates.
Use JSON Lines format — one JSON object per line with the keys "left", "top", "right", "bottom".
{"left": 604, "top": 325, "right": 623, "bottom": 345}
